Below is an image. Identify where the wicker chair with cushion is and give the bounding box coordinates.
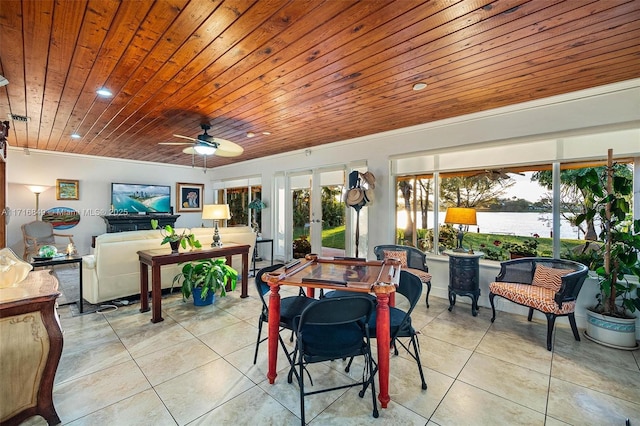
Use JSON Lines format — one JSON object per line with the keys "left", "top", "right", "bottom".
{"left": 21, "top": 221, "right": 74, "bottom": 260}
{"left": 374, "top": 244, "right": 432, "bottom": 308}
{"left": 489, "top": 257, "right": 589, "bottom": 351}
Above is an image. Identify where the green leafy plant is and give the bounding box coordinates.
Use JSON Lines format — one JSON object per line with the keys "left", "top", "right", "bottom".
{"left": 150, "top": 220, "right": 202, "bottom": 250}
{"left": 292, "top": 236, "right": 311, "bottom": 259}
{"left": 172, "top": 258, "right": 238, "bottom": 301}
{"left": 575, "top": 150, "right": 640, "bottom": 318}
{"left": 502, "top": 239, "right": 538, "bottom": 257}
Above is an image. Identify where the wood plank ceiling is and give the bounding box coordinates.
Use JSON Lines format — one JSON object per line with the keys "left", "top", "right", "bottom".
{"left": 0, "top": 0, "right": 638, "bottom": 168}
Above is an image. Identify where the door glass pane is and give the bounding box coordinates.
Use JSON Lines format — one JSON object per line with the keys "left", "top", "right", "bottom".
{"left": 291, "top": 175, "right": 311, "bottom": 259}
{"left": 320, "top": 182, "right": 346, "bottom": 257}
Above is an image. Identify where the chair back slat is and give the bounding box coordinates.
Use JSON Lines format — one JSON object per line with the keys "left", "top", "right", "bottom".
{"left": 298, "top": 296, "right": 373, "bottom": 327}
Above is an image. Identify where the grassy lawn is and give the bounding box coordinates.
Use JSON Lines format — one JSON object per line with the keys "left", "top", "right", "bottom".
{"left": 293, "top": 226, "right": 585, "bottom": 262}
{"left": 293, "top": 226, "right": 345, "bottom": 250}
{"left": 463, "top": 232, "right": 585, "bottom": 261}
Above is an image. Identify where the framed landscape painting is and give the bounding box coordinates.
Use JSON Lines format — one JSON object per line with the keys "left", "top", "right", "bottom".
{"left": 56, "top": 179, "right": 79, "bottom": 200}
{"left": 176, "top": 182, "right": 204, "bottom": 212}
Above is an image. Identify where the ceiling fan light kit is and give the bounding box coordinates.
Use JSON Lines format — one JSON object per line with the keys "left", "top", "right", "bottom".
{"left": 193, "top": 143, "right": 217, "bottom": 156}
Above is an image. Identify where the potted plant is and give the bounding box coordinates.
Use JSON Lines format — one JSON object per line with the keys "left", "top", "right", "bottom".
{"left": 151, "top": 220, "right": 201, "bottom": 253}
{"left": 503, "top": 239, "right": 538, "bottom": 259}
{"left": 172, "top": 258, "right": 238, "bottom": 306}
{"left": 575, "top": 149, "right": 640, "bottom": 349}
{"left": 292, "top": 235, "right": 311, "bottom": 259}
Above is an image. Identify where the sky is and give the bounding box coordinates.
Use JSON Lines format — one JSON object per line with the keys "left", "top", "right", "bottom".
{"left": 503, "top": 172, "right": 548, "bottom": 202}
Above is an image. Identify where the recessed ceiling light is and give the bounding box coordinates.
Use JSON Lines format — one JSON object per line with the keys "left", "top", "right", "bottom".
{"left": 96, "top": 88, "right": 113, "bottom": 97}
{"left": 412, "top": 82, "right": 427, "bottom": 91}
{"left": 246, "top": 132, "right": 255, "bottom": 138}
{"left": 71, "top": 133, "right": 81, "bottom": 139}
{"left": 262, "top": 131, "right": 271, "bottom": 135}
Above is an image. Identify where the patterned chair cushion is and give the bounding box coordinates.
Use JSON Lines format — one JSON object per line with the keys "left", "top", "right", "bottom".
{"left": 406, "top": 267, "right": 432, "bottom": 284}
{"left": 489, "top": 282, "right": 576, "bottom": 314}
{"left": 383, "top": 250, "right": 407, "bottom": 268}
{"left": 532, "top": 264, "right": 569, "bottom": 292}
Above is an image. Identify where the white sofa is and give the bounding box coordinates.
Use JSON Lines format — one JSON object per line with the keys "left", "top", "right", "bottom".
{"left": 82, "top": 226, "right": 256, "bottom": 304}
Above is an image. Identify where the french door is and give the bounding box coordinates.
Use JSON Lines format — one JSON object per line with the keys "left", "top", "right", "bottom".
{"left": 275, "top": 164, "right": 368, "bottom": 262}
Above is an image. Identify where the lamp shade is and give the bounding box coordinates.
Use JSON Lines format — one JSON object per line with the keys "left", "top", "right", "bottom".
{"left": 202, "top": 204, "right": 231, "bottom": 220}
{"left": 26, "top": 185, "right": 49, "bottom": 194}
{"left": 444, "top": 207, "right": 477, "bottom": 226}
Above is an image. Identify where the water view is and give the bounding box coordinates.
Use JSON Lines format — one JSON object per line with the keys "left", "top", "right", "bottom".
{"left": 402, "top": 212, "right": 582, "bottom": 240}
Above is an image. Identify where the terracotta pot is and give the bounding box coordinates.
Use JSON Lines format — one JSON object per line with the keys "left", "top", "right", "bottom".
{"left": 584, "top": 309, "right": 638, "bottom": 350}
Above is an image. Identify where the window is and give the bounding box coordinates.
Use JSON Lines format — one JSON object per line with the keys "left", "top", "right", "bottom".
{"left": 217, "top": 185, "right": 262, "bottom": 227}
{"left": 395, "top": 159, "right": 635, "bottom": 263}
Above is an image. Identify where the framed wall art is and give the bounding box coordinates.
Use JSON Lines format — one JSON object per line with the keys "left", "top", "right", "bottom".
{"left": 176, "top": 182, "right": 204, "bottom": 212}
{"left": 56, "top": 179, "right": 79, "bottom": 200}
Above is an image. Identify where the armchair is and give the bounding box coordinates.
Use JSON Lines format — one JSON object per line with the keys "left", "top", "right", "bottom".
{"left": 374, "top": 244, "right": 432, "bottom": 307}
{"left": 21, "top": 221, "right": 74, "bottom": 260}
{"left": 489, "top": 257, "right": 589, "bottom": 351}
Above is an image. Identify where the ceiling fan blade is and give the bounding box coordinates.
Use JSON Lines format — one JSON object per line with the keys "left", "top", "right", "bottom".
{"left": 158, "top": 142, "right": 193, "bottom": 145}
{"left": 213, "top": 138, "right": 244, "bottom": 157}
{"left": 173, "top": 134, "right": 196, "bottom": 141}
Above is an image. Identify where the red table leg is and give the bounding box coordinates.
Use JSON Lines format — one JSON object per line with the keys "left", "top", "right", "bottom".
{"left": 140, "top": 263, "right": 149, "bottom": 313}
{"left": 375, "top": 291, "right": 391, "bottom": 408}
{"left": 267, "top": 284, "right": 281, "bottom": 384}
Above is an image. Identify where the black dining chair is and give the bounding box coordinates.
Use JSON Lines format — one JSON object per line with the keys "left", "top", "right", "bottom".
{"left": 346, "top": 270, "right": 427, "bottom": 390}
{"left": 253, "top": 264, "right": 317, "bottom": 364}
{"left": 287, "top": 296, "right": 378, "bottom": 425}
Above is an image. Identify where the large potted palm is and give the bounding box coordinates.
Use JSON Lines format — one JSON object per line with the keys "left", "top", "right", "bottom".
{"left": 575, "top": 149, "right": 640, "bottom": 349}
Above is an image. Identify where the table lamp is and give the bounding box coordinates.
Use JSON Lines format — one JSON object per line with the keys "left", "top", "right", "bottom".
{"left": 202, "top": 204, "right": 231, "bottom": 247}
{"left": 444, "top": 207, "right": 477, "bottom": 252}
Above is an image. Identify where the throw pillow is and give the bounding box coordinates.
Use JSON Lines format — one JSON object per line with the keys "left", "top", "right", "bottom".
{"left": 532, "top": 264, "right": 569, "bottom": 292}
{"left": 383, "top": 250, "right": 407, "bottom": 268}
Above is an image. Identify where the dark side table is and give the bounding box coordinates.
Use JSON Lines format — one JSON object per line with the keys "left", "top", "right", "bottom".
{"left": 30, "top": 254, "right": 84, "bottom": 313}
{"left": 444, "top": 250, "right": 484, "bottom": 316}
{"left": 252, "top": 238, "right": 274, "bottom": 275}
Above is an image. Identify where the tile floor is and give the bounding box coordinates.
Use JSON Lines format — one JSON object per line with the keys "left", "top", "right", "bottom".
{"left": 24, "top": 278, "right": 640, "bottom": 426}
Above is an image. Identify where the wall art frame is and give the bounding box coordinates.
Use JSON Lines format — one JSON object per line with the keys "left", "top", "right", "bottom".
{"left": 56, "top": 179, "right": 79, "bottom": 200}
{"left": 176, "top": 182, "right": 204, "bottom": 212}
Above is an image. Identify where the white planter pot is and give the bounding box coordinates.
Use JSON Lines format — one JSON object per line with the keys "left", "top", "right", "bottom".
{"left": 584, "top": 309, "right": 639, "bottom": 350}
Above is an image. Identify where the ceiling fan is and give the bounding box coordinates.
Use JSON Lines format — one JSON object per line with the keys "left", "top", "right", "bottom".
{"left": 158, "top": 124, "right": 244, "bottom": 157}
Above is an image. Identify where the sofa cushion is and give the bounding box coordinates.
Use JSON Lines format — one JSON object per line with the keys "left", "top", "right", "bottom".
{"left": 489, "top": 282, "right": 576, "bottom": 314}
{"left": 382, "top": 250, "right": 407, "bottom": 268}
{"left": 532, "top": 264, "right": 569, "bottom": 292}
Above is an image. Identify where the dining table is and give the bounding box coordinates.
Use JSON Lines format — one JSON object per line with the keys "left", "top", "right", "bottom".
{"left": 265, "top": 254, "right": 401, "bottom": 408}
